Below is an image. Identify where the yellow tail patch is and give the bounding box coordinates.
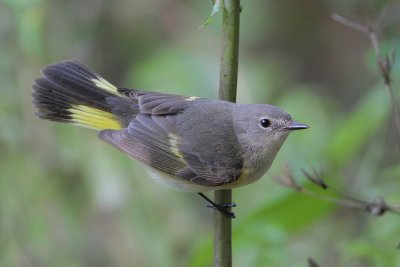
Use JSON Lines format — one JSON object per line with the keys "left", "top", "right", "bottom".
{"left": 68, "top": 105, "right": 122, "bottom": 130}
{"left": 92, "top": 77, "right": 119, "bottom": 94}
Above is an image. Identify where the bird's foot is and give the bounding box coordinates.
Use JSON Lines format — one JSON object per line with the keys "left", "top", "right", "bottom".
{"left": 207, "top": 203, "right": 236, "bottom": 218}
{"left": 198, "top": 193, "right": 236, "bottom": 218}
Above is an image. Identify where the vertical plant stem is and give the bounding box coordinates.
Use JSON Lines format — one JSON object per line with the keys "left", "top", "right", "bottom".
{"left": 218, "top": 0, "right": 240, "bottom": 103}
{"left": 214, "top": 190, "right": 233, "bottom": 267}
{"left": 214, "top": 0, "right": 240, "bottom": 267}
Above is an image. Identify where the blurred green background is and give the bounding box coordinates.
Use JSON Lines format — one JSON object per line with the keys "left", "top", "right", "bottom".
{"left": 1, "top": 0, "right": 400, "bottom": 266}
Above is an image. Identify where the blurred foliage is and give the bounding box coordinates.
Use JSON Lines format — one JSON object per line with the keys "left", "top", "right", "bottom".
{"left": 0, "top": 0, "right": 400, "bottom": 266}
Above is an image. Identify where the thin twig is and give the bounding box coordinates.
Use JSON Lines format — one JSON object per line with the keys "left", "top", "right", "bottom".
{"left": 331, "top": 14, "right": 370, "bottom": 33}
{"left": 276, "top": 165, "right": 400, "bottom": 217}
{"left": 332, "top": 13, "right": 400, "bottom": 149}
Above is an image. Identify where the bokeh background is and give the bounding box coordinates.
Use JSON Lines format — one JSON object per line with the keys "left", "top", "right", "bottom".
{"left": 1, "top": 0, "right": 400, "bottom": 266}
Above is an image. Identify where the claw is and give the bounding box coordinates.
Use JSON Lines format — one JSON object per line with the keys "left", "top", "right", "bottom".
{"left": 207, "top": 202, "right": 236, "bottom": 208}
{"left": 198, "top": 193, "right": 236, "bottom": 218}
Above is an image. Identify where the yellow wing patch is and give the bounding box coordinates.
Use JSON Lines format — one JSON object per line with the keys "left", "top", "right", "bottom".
{"left": 185, "top": 96, "right": 199, "bottom": 101}
{"left": 68, "top": 104, "right": 122, "bottom": 130}
{"left": 168, "top": 133, "right": 184, "bottom": 160}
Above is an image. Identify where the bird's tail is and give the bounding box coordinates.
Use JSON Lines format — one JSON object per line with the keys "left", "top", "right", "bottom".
{"left": 32, "top": 60, "right": 129, "bottom": 130}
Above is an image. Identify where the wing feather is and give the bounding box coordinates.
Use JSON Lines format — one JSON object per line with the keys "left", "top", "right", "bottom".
{"left": 99, "top": 115, "right": 185, "bottom": 176}
{"left": 99, "top": 90, "right": 243, "bottom": 188}
{"left": 117, "top": 88, "right": 201, "bottom": 115}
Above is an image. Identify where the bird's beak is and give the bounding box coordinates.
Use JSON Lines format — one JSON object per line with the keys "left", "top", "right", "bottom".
{"left": 285, "top": 121, "right": 310, "bottom": 131}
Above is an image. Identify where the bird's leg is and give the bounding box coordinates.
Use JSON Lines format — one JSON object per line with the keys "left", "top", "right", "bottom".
{"left": 198, "top": 192, "right": 236, "bottom": 218}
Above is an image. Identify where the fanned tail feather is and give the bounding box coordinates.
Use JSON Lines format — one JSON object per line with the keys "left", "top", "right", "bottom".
{"left": 32, "top": 60, "right": 129, "bottom": 130}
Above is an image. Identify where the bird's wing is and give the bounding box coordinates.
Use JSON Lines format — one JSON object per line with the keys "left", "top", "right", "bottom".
{"left": 99, "top": 114, "right": 186, "bottom": 176}
{"left": 176, "top": 158, "right": 242, "bottom": 187}
{"left": 99, "top": 114, "right": 242, "bottom": 188}
{"left": 118, "top": 88, "right": 203, "bottom": 115}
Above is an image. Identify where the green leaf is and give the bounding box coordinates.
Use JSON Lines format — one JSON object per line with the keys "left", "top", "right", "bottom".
{"left": 200, "top": 0, "right": 224, "bottom": 27}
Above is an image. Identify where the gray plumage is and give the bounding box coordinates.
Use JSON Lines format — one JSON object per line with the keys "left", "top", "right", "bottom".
{"left": 32, "top": 60, "right": 309, "bottom": 192}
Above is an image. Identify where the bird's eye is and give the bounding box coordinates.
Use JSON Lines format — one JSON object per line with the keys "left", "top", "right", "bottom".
{"left": 259, "top": 119, "right": 271, "bottom": 128}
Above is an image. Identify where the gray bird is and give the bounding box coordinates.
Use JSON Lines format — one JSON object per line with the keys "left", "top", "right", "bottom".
{"left": 32, "top": 60, "right": 309, "bottom": 217}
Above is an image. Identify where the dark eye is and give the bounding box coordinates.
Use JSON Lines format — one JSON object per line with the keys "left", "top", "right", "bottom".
{"left": 259, "top": 119, "right": 271, "bottom": 128}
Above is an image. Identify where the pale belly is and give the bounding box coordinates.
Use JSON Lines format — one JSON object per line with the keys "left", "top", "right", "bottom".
{"left": 145, "top": 159, "right": 272, "bottom": 193}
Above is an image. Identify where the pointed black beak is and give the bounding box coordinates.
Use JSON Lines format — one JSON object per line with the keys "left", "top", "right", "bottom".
{"left": 285, "top": 121, "right": 310, "bottom": 131}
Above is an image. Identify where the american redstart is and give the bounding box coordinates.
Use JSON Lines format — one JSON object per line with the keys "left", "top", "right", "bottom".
{"left": 32, "top": 60, "right": 309, "bottom": 217}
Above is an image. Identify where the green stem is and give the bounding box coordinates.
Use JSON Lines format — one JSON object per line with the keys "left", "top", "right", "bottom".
{"left": 218, "top": 0, "right": 240, "bottom": 103}
{"left": 214, "top": 0, "right": 240, "bottom": 267}
{"left": 214, "top": 189, "right": 233, "bottom": 267}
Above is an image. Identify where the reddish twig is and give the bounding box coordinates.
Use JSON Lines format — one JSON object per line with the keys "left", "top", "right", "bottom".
{"left": 275, "top": 165, "right": 400, "bottom": 217}
{"left": 332, "top": 13, "right": 400, "bottom": 149}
